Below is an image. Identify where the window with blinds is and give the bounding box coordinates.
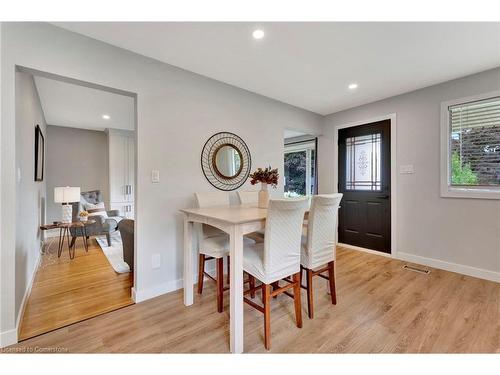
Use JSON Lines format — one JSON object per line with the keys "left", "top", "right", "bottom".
{"left": 449, "top": 97, "right": 500, "bottom": 186}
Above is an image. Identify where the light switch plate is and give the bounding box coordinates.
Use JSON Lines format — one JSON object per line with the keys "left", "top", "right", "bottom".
{"left": 151, "top": 170, "right": 160, "bottom": 183}
{"left": 151, "top": 253, "right": 161, "bottom": 269}
{"left": 399, "top": 164, "right": 414, "bottom": 174}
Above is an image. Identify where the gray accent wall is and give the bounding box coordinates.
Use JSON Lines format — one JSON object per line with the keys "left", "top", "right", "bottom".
{"left": 45, "top": 125, "right": 109, "bottom": 223}
{"left": 14, "top": 71, "right": 47, "bottom": 319}
{"left": 319, "top": 67, "right": 500, "bottom": 277}
{"left": 1, "top": 22, "right": 323, "bottom": 340}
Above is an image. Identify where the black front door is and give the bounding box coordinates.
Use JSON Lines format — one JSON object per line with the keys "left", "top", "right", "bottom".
{"left": 338, "top": 120, "right": 391, "bottom": 253}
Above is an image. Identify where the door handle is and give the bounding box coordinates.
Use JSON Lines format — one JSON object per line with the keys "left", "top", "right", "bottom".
{"left": 376, "top": 195, "right": 390, "bottom": 199}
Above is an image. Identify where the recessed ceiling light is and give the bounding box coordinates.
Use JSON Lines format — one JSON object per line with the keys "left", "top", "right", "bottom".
{"left": 252, "top": 29, "right": 265, "bottom": 40}
{"left": 348, "top": 83, "right": 358, "bottom": 90}
{"left": 102, "top": 114, "right": 110, "bottom": 120}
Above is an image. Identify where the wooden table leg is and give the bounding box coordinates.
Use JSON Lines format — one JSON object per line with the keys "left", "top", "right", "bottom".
{"left": 83, "top": 227, "right": 89, "bottom": 252}
{"left": 229, "top": 224, "right": 244, "bottom": 354}
{"left": 67, "top": 228, "right": 75, "bottom": 260}
{"left": 57, "top": 227, "right": 64, "bottom": 257}
{"left": 183, "top": 216, "right": 194, "bottom": 306}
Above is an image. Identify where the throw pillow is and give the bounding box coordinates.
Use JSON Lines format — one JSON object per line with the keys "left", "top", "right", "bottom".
{"left": 85, "top": 202, "right": 109, "bottom": 218}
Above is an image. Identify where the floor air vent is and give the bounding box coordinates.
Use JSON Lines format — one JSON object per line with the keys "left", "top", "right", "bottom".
{"left": 403, "top": 265, "right": 431, "bottom": 274}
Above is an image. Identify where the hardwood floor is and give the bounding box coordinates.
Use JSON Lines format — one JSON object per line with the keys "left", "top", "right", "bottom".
{"left": 18, "top": 236, "right": 134, "bottom": 341}
{"left": 12, "top": 247, "right": 499, "bottom": 353}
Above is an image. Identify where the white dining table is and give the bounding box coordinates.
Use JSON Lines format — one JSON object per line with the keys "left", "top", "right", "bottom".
{"left": 180, "top": 203, "right": 268, "bottom": 353}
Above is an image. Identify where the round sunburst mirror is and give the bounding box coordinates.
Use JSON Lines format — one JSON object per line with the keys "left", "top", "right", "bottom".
{"left": 201, "top": 132, "right": 251, "bottom": 191}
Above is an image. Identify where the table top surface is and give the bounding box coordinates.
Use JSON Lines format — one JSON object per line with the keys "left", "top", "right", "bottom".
{"left": 180, "top": 203, "right": 309, "bottom": 225}
{"left": 40, "top": 220, "right": 96, "bottom": 230}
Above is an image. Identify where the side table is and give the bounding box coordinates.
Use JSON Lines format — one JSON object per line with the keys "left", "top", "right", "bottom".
{"left": 40, "top": 220, "right": 96, "bottom": 260}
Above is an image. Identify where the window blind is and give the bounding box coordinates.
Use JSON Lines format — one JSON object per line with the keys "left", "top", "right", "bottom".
{"left": 449, "top": 97, "right": 500, "bottom": 186}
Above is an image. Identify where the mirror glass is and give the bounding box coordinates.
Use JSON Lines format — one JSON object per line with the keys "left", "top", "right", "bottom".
{"left": 214, "top": 145, "right": 242, "bottom": 178}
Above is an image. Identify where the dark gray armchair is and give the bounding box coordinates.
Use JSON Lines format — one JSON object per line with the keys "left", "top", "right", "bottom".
{"left": 70, "top": 190, "right": 124, "bottom": 246}
{"left": 118, "top": 219, "right": 134, "bottom": 271}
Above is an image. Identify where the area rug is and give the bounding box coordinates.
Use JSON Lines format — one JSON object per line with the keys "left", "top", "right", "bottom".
{"left": 95, "top": 231, "right": 130, "bottom": 273}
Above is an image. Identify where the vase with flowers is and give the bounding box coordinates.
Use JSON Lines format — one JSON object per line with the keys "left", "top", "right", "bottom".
{"left": 79, "top": 210, "right": 89, "bottom": 222}
{"left": 249, "top": 166, "right": 279, "bottom": 208}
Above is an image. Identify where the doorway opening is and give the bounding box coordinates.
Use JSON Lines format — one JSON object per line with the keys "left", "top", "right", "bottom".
{"left": 15, "top": 67, "right": 137, "bottom": 340}
{"left": 283, "top": 128, "right": 318, "bottom": 197}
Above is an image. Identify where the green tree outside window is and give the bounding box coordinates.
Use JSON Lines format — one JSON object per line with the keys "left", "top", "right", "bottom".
{"left": 451, "top": 152, "right": 478, "bottom": 185}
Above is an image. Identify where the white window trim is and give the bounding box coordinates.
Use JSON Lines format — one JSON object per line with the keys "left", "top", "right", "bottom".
{"left": 284, "top": 140, "right": 315, "bottom": 196}
{"left": 440, "top": 90, "right": 500, "bottom": 200}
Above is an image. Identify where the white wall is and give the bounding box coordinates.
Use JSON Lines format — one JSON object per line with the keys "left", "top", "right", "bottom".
{"left": 319, "top": 67, "right": 500, "bottom": 279}
{"left": 0, "top": 22, "right": 323, "bottom": 344}
{"left": 14, "top": 71, "right": 47, "bottom": 321}
{"left": 45, "top": 125, "right": 109, "bottom": 223}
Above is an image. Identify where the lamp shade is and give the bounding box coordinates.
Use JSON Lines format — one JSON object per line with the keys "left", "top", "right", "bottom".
{"left": 54, "top": 186, "right": 81, "bottom": 203}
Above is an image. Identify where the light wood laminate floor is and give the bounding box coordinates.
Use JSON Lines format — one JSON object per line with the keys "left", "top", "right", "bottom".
{"left": 13, "top": 247, "right": 499, "bottom": 353}
{"left": 18, "top": 236, "right": 134, "bottom": 340}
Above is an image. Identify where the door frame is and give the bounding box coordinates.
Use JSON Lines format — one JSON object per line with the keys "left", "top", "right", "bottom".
{"left": 333, "top": 113, "right": 398, "bottom": 257}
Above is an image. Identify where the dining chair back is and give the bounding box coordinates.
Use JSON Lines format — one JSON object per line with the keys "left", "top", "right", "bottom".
{"left": 195, "top": 191, "right": 230, "bottom": 208}
{"left": 195, "top": 191, "right": 230, "bottom": 238}
{"left": 194, "top": 191, "right": 231, "bottom": 313}
{"left": 263, "top": 198, "right": 309, "bottom": 281}
{"left": 303, "top": 194, "right": 343, "bottom": 269}
{"left": 237, "top": 190, "right": 264, "bottom": 241}
{"left": 237, "top": 191, "right": 259, "bottom": 204}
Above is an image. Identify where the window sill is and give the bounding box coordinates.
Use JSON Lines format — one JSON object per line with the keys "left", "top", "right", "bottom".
{"left": 441, "top": 186, "right": 500, "bottom": 200}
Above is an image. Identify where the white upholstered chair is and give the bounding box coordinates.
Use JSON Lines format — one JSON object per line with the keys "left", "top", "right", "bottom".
{"left": 237, "top": 190, "right": 259, "bottom": 204}
{"left": 300, "top": 193, "right": 343, "bottom": 319}
{"left": 194, "top": 192, "right": 230, "bottom": 313}
{"left": 237, "top": 190, "right": 265, "bottom": 242}
{"left": 243, "top": 198, "right": 308, "bottom": 350}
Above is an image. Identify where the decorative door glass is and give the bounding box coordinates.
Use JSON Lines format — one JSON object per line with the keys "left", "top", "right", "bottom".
{"left": 345, "top": 133, "right": 381, "bottom": 190}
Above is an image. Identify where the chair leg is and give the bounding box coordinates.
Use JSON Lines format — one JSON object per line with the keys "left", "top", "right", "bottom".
{"left": 106, "top": 233, "right": 112, "bottom": 246}
{"left": 197, "top": 254, "right": 205, "bottom": 294}
{"left": 306, "top": 268, "right": 314, "bottom": 319}
{"left": 216, "top": 257, "right": 224, "bottom": 313}
{"left": 271, "top": 281, "right": 279, "bottom": 299}
{"left": 227, "top": 255, "right": 230, "bottom": 285}
{"left": 70, "top": 236, "right": 76, "bottom": 248}
{"left": 248, "top": 274, "right": 256, "bottom": 299}
{"left": 263, "top": 283, "right": 271, "bottom": 350}
{"left": 292, "top": 272, "right": 303, "bottom": 328}
{"left": 328, "top": 261, "right": 337, "bottom": 305}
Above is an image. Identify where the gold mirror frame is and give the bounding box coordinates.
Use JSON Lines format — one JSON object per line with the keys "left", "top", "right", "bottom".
{"left": 212, "top": 143, "right": 244, "bottom": 180}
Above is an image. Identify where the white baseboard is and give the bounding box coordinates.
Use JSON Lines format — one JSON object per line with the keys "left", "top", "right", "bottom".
{"left": 132, "top": 279, "right": 183, "bottom": 303}
{"left": 338, "top": 243, "right": 393, "bottom": 258}
{"left": 132, "top": 265, "right": 216, "bottom": 303}
{"left": 0, "top": 328, "right": 18, "bottom": 348}
{"left": 396, "top": 252, "right": 500, "bottom": 283}
{"left": 16, "top": 252, "right": 42, "bottom": 330}
{"left": 339, "top": 242, "right": 499, "bottom": 283}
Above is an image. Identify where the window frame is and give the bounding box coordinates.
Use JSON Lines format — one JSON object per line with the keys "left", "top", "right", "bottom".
{"left": 284, "top": 139, "right": 316, "bottom": 197}
{"left": 440, "top": 90, "right": 500, "bottom": 200}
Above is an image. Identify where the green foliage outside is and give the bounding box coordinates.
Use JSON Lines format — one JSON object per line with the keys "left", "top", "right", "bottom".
{"left": 284, "top": 151, "right": 306, "bottom": 195}
{"left": 451, "top": 152, "right": 478, "bottom": 185}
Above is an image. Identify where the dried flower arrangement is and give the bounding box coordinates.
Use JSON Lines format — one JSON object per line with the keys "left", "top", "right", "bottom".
{"left": 249, "top": 166, "right": 279, "bottom": 188}
{"left": 79, "top": 210, "right": 89, "bottom": 222}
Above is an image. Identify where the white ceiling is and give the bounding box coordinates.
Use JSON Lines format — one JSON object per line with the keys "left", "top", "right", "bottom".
{"left": 34, "top": 76, "right": 135, "bottom": 131}
{"left": 53, "top": 22, "right": 500, "bottom": 115}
